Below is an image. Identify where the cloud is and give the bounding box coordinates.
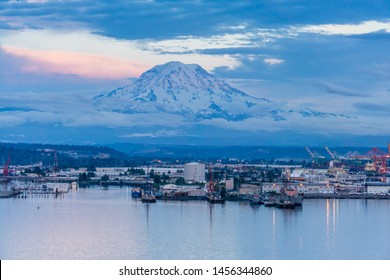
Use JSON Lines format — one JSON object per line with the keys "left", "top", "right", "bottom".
{"left": 198, "top": 110, "right": 390, "bottom": 136}
{"left": 147, "top": 33, "right": 258, "bottom": 53}
{"left": 121, "top": 129, "right": 182, "bottom": 138}
{"left": 1, "top": 2, "right": 390, "bottom": 142}
{"left": 25, "top": 0, "right": 49, "bottom": 3}
{"left": 263, "top": 58, "right": 285, "bottom": 65}
{"left": 299, "top": 20, "right": 390, "bottom": 35}
{"left": 2, "top": 46, "right": 147, "bottom": 79}
{"left": 315, "top": 82, "right": 364, "bottom": 97}
{"left": 353, "top": 102, "right": 390, "bottom": 113}
{"left": 0, "top": 29, "right": 243, "bottom": 79}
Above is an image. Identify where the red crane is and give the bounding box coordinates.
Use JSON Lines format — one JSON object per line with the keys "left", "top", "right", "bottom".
{"left": 207, "top": 164, "right": 214, "bottom": 193}
{"left": 364, "top": 147, "right": 388, "bottom": 174}
{"left": 3, "top": 153, "right": 10, "bottom": 177}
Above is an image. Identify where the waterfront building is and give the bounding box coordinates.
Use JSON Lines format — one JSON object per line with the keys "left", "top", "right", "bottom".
{"left": 262, "top": 182, "right": 334, "bottom": 194}
{"left": 183, "top": 163, "right": 205, "bottom": 183}
{"left": 225, "top": 178, "right": 234, "bottom": 191}
{"left": 366, "top": 182, "right": 390, "bottom": 194}
{"left": 239, "top": 184, "right": 260, "bottom": 195}
{"left": 46, "top": 182, "right": 70, "bottom": 192}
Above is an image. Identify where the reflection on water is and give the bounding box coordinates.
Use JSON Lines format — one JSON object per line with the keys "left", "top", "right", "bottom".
{"left": 272, "top": 209, "right": 276, "bottom": 259}
{"left": 1, "top": 187, "right": 390, "bottom": 260}
{"left": 325, "top": 199, "right": 338, "bottom": 255}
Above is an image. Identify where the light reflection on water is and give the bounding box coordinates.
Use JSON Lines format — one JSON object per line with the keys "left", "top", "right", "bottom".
{"left": 1, "top": 187, "right": 390, "bottom": 260}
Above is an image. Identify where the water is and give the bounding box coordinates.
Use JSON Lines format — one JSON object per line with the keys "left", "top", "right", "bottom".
{"left": 1, "top": 187, "right": 390, "bottom": 259}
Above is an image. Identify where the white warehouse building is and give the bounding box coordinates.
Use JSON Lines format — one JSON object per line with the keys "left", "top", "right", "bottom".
{"left": 183, "top": 163, "right": 205, "bottom": 183}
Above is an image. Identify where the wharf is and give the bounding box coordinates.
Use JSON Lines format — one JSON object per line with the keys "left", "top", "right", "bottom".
{"left": 303, "top": 193, "right": 390, "bottom": 199}
{"left": 158, "top": 195, "right": 206, "bottom": 201}
{"left": 0, "top": 190, "right": 22, "bottom": 198}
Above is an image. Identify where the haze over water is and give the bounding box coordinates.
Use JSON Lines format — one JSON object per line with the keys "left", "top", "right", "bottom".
{"left": 1, "top": 187, "right": 390, "bottom": 260}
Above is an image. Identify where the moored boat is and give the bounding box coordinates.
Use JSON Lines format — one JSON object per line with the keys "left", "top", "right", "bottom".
{"left": 141, "top": 193, "right": 156, "bottom": 203}
{"left": 275, "top": 198, "right": 295, "bottom": 209}
{"left": 263, "top": 200, "right": 275, "bottom": 207}
{"left": 131, "top": 187, "right": 142, "bottom": 198}
{"left": 0, "top": 189, "right": 22, "bottom": 198}
{"left": 249, "top": 194, "right": 262, "bottom": 205}
{"left": 281, "top": 182, "right": 303, "bottom": 206}
{"left": 263, "top": 196, "right": 276, "bottom": 207}
{"left": 206, "top": 193, "right": 225, "bottom": 204}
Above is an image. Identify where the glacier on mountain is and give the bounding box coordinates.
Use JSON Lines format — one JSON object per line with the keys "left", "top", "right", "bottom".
{"left": 94, "top": 61, "right": 351, "bottom": 123}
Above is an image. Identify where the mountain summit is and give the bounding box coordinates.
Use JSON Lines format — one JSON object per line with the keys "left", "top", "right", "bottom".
{"left": 94, "top": 61, "right": 274, "bottom": 121}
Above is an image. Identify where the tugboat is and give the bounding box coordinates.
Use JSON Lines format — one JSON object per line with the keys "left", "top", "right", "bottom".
{"left": 154, "top": 191, "right": 163, "bottom": 199}
{"left": 206, "top": 193, "right": 225, "bottom": 204}
{"left": 281, "top": 181, "right": 303, "bottom": 206}
{"left": 205, "top": 163, "right": 225, "bottom": 204}
{"left": 276, "top": 179, "right": 302, "bottom": 209}
{"left": 141, "top": 192, "right": 156, "bottom": 203}
{"left": 263, "top": 196, "right": 276, "bottom": 207}
{"left": 249, "top": 194, "right": 262, "bottom": 205}
{"left": 131, "top": 187, "right": 142, "bottom": 198}
{"left": 141, "top": 183, "right": 156, "bottom": 203}
{"left": 275, "top": 198, "right": 295, "bottom": 209}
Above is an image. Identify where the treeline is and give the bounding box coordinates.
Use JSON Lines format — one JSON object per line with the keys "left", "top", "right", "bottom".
{"left": 0, "top": 143, "right": 145, "bottom": 168}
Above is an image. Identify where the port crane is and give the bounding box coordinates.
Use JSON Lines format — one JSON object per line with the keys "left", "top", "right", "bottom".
{"left": 365, "top": 148, "right": 388, "bottom": 174}
{"left": 2, "top": 153, "right": 10, "bottom": 177}
{"left": 207, "top": 164, "right": 215, "bottom": 193}
{"left": 305, "top": 147, "right": 315, "bottom": 158}
{"left": 325, "top": 146, "right": 336, "bottom": 160}
{"left": 305, "top": 147, "right": 325, "bottom": 159}
{"left": 348, "top": 147, "right": 389, "bottom": 173}
{"left": 305, "top": 147, "right": 326, "bottom": 168}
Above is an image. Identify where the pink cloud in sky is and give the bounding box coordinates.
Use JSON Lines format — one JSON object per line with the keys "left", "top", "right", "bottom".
{"left": 2, "top": 46, "right": 149, "bottom": 80}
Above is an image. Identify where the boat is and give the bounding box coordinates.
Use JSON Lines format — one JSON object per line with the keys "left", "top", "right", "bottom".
{"left": 154, "top": 191, "right": 163, "bottom": 199}
{"left": 205, "top": 166, "right": 224, "bottom": 203}
{"left": 141, "top": 193, "right": 156, "bottom": 203}
{"left": 249, "top": 194, "right": 262, "bottom": 205}
{"left": 263, "top": 196, "right": 276, "bottom": 207}
{"left": 131, "top": 187, "right": 142, "bottom": 198}
{"left": 281, "top": 183, "right": 303, "bottom": 206}
{"left": 206, "top": 193, "right": 225, "bottom": 204}
{"left": 263, "top": 200, "right": 275, "bottom": 207}
{"left": 291, "top": 195, "right": 303, "bottom": 206}
{"left": 0, "top": 189, "right": 22, "bottom": 198}
{"left": 275, "top": 198, "right": 295, "bottom": 209}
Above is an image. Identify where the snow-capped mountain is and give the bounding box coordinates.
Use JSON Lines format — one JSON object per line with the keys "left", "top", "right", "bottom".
{"left": 94, "top": 61, "right": 279, "bottom": 121}
{"left": 94, "top": 61, "right": 353, "bottom": 126}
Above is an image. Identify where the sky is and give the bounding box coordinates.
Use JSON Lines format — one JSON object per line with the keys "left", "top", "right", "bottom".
{"left": 1, "top": 0, "right": 390, "bottom": 145}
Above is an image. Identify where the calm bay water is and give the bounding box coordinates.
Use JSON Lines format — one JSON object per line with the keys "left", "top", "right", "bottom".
{"left": 1, "top": 187, "right": 390, "bottom": 260}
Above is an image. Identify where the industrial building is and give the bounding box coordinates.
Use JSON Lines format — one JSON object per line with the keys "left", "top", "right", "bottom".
{"left": 366, "top": 182, "right": 390, "bottom": 194}
{"left": 183, "top": 163, "right": 205, "bottom": 183}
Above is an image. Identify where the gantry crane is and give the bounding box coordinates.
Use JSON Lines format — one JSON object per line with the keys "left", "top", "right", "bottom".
{"left": 325, "top": 146, "right": 335, "bottom": 160}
